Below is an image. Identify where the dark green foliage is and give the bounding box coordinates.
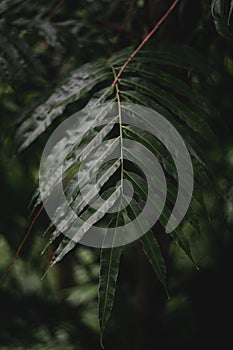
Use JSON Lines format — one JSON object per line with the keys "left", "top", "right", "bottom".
{"left": 0, "top": 0, "right": 232, "bottom": 348}
{"left": 15, "top": 41, "right": 217, "bottom": 343}
{"left": 211, "top": 0, "right": 233, "bottom": 39}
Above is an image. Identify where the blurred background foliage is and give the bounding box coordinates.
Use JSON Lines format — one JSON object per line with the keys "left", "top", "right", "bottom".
{"left": 0, "top": 0, "right": 233, "bottom": 349}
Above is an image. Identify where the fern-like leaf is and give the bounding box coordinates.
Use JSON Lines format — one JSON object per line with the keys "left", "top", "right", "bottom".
{"left": 98, "top": 217, "right": 123, "bottom": 347}
{"left": 17, "top": 43, "right": 217, "bottom": 341}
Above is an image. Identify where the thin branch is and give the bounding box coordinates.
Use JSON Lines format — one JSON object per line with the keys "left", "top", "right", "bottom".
{"left": 112, "top": 0, "right": 181, "bottom": 87}
{"left": 1, "top": 203, "right": 45, "bottom": 286}
{"left": 47, "top": 0, "right": 64, "bottom": 21}
{"left": 116, "top": 0, "right": 136, "bottom": 40}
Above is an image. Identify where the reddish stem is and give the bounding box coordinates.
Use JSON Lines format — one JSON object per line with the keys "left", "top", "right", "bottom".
{"left": 1, "top": 203, "right": 45, "bottom": 286}
{"left": 116, "top": 0, "right": 136, "bottom": 39}
{"left": 47, "top": 0, "right": 64, "bottom": 21}
{"left": 112, "top": 0, "right": 181, "bottom": 87}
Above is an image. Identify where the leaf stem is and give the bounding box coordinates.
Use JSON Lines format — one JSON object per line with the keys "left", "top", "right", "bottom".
{"left": 1, "top": 203, "right": 45, "bottom": 286}
{"left": 116, "top": 84, "right": 124, "bottom": 192}
{"left": 108, "top": 62, "right": 124, "bottom": 193}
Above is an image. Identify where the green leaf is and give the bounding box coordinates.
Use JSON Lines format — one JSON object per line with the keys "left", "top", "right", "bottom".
{"left": 98, "top": 217, "right": 123, "bottom": 347}
{"left": 172, "top": 227, "right": 197, "bottom": 268}
{"left": 211, "top": 0, "right": 233, "bottom": 39}
{"left": 49, "top": 187, "right": 122, "bottom": 268}
{"left": 140, "top": 231, "right": 168, "bottom": 296}
{"left": 16, "top": 62, "right": 112, "bottom": 151}
{"left": 134, "top": 44, "right": 212, "bottom": 75}
{"left": 18, "top": 43, "right": 212, "bottom": 287}
{"left": 125, "top": 172, "right": 196, "bottom": 266}
{"left": 121, "top": 78, "right": 214, "bottom": 141}
{"left": 124, "top": 199, "right": 168, "bottom": 294}
{"left": 39, "top": 99, "right": 116, "bottom": 204}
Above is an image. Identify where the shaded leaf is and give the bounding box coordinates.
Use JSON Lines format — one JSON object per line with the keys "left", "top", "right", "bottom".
{"left": 211, "top": 0, "right": 233, "bottom": 39}
{"left": 140, "top": 231, "right": 168, "bottom": 296}
{"left": 16, "top": 62, "right": 112, "bottom": 151}
{"left": 98, "top": 217, "right": 123, "bottom": 347}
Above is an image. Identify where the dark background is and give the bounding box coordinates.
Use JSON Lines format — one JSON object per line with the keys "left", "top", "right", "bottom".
{"left": 0, "top": 1, "right": 233, "bottom": 349}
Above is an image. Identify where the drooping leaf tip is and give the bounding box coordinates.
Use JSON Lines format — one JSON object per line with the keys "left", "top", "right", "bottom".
{"left": 100, "top": 332, "right": 105, "bottom": 349}
{"left": 165, "top": 287, "right": 170, "bottom": 300}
